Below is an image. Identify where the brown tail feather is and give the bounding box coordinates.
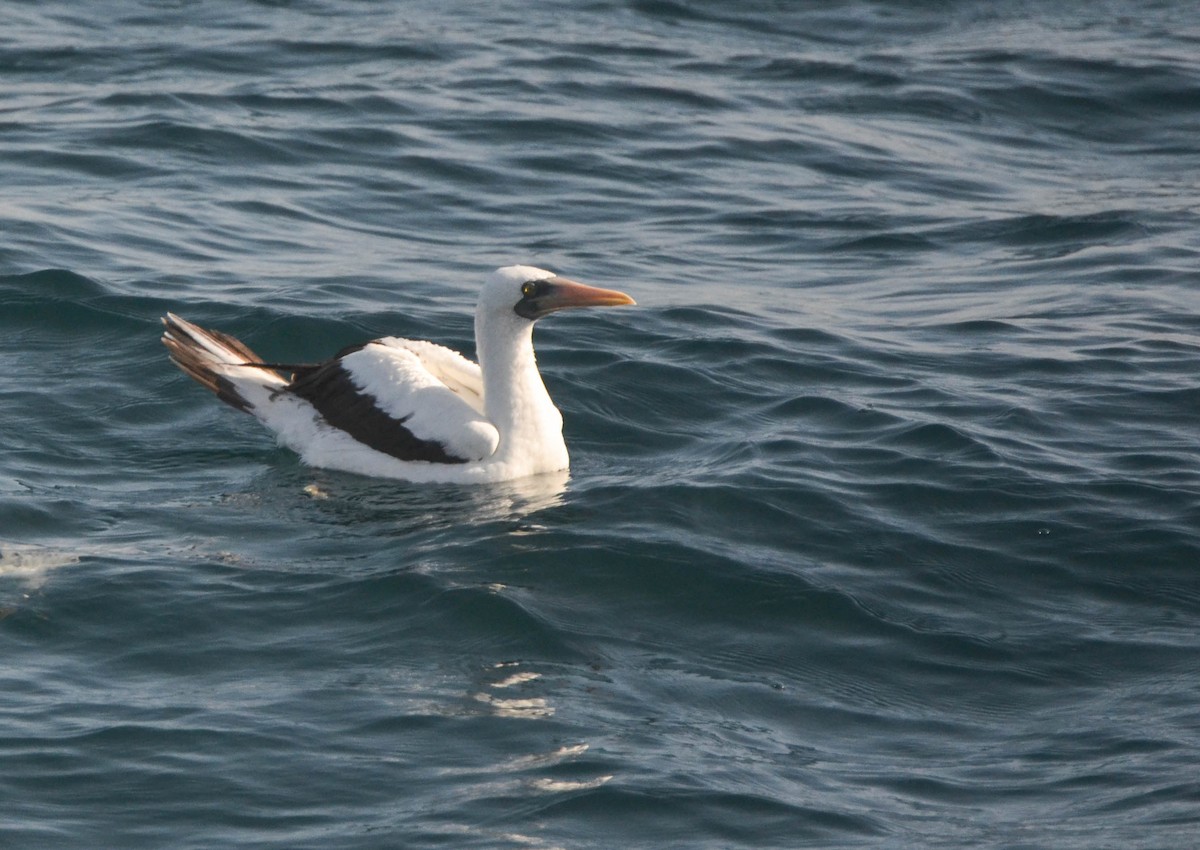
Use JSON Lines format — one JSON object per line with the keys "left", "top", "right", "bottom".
{"left": 161, "top": 314, "right": 287, "bottom": 413}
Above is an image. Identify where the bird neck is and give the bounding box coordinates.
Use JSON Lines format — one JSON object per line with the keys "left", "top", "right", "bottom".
{"left": 476, "top": 316, "right": 567, "bottom": 467}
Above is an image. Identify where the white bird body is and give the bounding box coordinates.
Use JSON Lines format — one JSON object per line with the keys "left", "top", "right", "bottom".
{"left": 162, "top": 266, "right": 634, "bottom": 484}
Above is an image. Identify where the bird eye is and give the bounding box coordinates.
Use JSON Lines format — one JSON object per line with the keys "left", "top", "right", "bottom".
{"left": 521, "top": 281, "right": 538, "bottom": 298}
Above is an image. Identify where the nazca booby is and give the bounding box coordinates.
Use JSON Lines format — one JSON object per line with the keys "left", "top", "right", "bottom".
{"left": 162, "top": 266, "right": 635, "bottom": 483}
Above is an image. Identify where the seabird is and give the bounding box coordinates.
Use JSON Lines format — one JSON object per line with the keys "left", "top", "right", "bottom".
{"left": 162, "top": 265, "right": 635, "bottom": 483}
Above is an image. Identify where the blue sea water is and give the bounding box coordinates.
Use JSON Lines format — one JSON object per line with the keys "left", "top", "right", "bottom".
{"left": 2, "top": 1, "right": 1199, "bottom": 847}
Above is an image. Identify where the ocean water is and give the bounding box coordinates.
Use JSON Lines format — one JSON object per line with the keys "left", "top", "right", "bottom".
{"left": 2, "top": 1, "right": 1199, "bottom": 847}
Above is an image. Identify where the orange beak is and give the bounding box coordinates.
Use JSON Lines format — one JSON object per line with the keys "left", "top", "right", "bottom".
{"left": 519, "top": 276, "right": 636, "bottom": 319}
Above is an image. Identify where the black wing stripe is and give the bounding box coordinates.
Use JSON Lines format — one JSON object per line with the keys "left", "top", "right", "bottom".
{"left": 286, "top": 359, "right": 468, "bottom": 464}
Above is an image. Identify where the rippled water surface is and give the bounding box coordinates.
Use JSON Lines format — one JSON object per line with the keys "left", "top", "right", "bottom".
{"left": 3, "top": 2, "right": 1200, "bottom": 847}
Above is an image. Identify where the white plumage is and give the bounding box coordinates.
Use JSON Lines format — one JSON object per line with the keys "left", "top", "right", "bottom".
{"left": 161, "top": 265, "right": 635, "bottom": 484}
{"left": 334, "top": 340, "right": 498, "bottom": 460}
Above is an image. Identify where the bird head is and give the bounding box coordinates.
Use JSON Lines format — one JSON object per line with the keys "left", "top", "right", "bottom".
{"left": 480, "top": 265, "right": 635, "bottom": 322}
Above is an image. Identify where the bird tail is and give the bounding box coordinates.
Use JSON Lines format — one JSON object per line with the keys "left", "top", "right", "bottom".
{"left": 161, "top": 313, "right": 289, "bottom": 414}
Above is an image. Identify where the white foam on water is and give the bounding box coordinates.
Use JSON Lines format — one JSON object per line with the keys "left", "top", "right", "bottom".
{"left": 0, "top": 544, "right": 80, "bottom": 589}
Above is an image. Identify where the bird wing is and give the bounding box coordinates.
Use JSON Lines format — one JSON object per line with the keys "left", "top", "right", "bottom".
{"left": 372, "top": 337, "right": 485, "bottom": 414}
{"left": 286, "top": 340, "right": 498, "bottom": 464}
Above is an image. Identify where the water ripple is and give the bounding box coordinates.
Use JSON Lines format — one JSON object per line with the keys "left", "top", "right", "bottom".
{"left": 3, "top": 2, "right": 1200, "bottom": 847}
